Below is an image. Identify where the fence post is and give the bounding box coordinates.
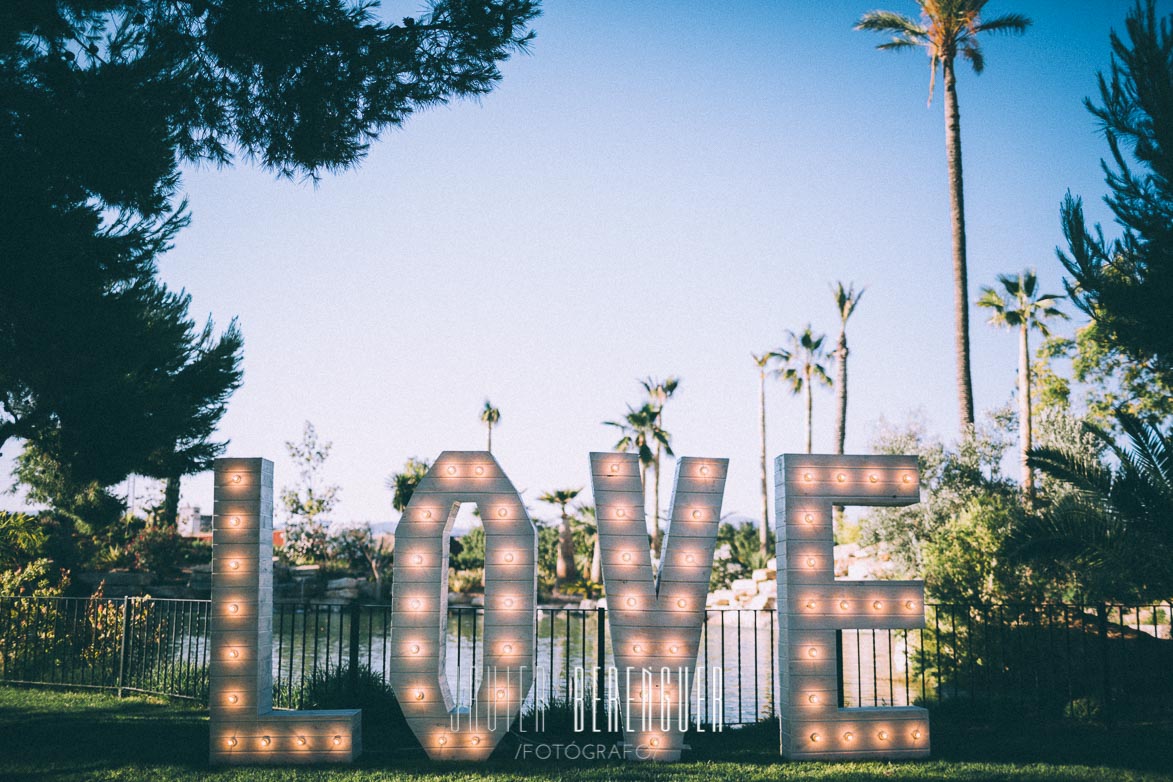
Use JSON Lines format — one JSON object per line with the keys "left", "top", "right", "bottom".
{"left": 595, "top": 606, "right": 606, "bottom": 710}
{"left": 116, "top": 596, "right": 131, "bottom": 698}
{"left": 1098, "top": 604, "right": 1113, "bottom": 727}
{"left": 348, "top": 601, "right": 361, "bottom": 695}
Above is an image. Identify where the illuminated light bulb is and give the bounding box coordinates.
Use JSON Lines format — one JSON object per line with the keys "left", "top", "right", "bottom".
{"left": 806, "top": 557, "right": 817, "bottom": 568}
{"left": 691, "top": 509, "right": 702, "bottom": 520}
{"left": 621, "top": 552, "right": 633, "bottom": 563}
{"left": 808, "top": 693, "right": 819, "bottom": 704}
{"left": 411, "top": 554, "right": 424, "bottom": 565}
{"left": 805, "top": 600, "right": 816, "bottom": 610}
{"left": 261, "top": 736, "right": 271, "bottom": 748}
{"left": 446, "top": 465, "right": 457, "bottom": 476}
{"left": 227, "top": 648, "right": 239, "bottom": 659}
{"left": 495, "top": 688, "right": 506, "bottom": 701}
{"left": 502, "top": 643, "right": 514, "bottom": 654}
{"left": 474, "top": 466, "right": 485, "bottom": 476}
{"left": 229, "top": 559, "right": 240, "bottom": 570}
{"left": 438, "top": 735, "right": 448, "bottom": 746}
{"left": 668, "top": 644, "right": 680, "bottom": 655}
{"left": 227, "top": 737, "right": 238, "bottom": 748}
{"left": 617, "top": 508, "right": 626, "bottom": 518}
{"left": 227, "top": 694, "right": 239, "bottom": 704}
{"left": 684, "top": 553, "right": 696, "bottom": 565}
{"left": 807, "top": 647, "right": 819, "bottom": 659}
{"left": 497, "top": 507, "right": 508, "bottom": 518}
{"left": 423, "top": 510, "right": 433, "bottom": 520}
{"left": 905, "top": 600, "right": 916, "bottom": 610}
{"left": 649, "top": 737, "right": 660, "bottom": 748}
{"left": 803, "top": 472, "right": 813, "bottom": 482}
{"left": 804, "top": 513, "right": 815, "bottom": 524}
{"left": 902, "top": 474, "right": 913, "bottom": 484}
{"left": 676, "top": 598, "right": 688, "bottom": 609}
{"left": 632, "top": 644, "right": 643, "bottom": 654}
{"left": 869, "top": 473, "right": 878, "bottom": 483}
{"left": 836, "top": 473, "right": 846, "bottom": 483}
{"left": 332, "top": 735, "right": 342, "bottom": 747}
{"left": 231, "top": 474, "right": 242, "bottom": 484}
{"left": 699, "top": 465, "right": 710, "bottom": 476}
{"left": 840, "top": 600, "right": 849, "bottom": 610}
{"left": 810, "top": 733, "right": 821, "bottom": 743}
{"left": 409, "top": 644, "right": 421, "bottom": 655}
{"left": 409, "top": 598, "right": 423, "bottom": 610}
{"left": 228, "top": 603, "right": 240, "bottom": 614}
{"left": 471, "top": 735, "right": 481, "bottom": 746}
{"left": 878, "top": 730, "right": 889, "bottom": 741}
{"left": 504, "top": 597, "right": 516, "bottom": 608}
{"left": 230, "top": 516, "right": 241, "bottom": 527}
{"left": 503, "top": 551, "right": 515, "bottom": 563}
{"left": 873, "top": 600, "right": 884, "bottom": 610}
{"left": 297, "top": 736, "right": 307, "bottom": 746}
{"left": 609, "top": 463, "right": 620, "bottom": 473}
{"left": 626, "top": 597, "right": 637, "bottom": 608}
{"left": 414, "top": 690, "right": 425, "bottom": 701}
{"left": 843, "top": 731, "right": 855, "bottom": 742}
{"left": 912, "top": 729, "right": 923, "bottom": 740}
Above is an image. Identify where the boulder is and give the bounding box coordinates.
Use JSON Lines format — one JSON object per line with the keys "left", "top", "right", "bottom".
{"left": 752, "top": 568, "right": 771, "bottom": 583}
{"left": 326, "top": 577, "right": 360, "bottom": 590}
{"left": 731, "top": 578, "right": 758, "bottom": 597}
{"left": 745, "top": 593, "right": 775, "bottom": 610}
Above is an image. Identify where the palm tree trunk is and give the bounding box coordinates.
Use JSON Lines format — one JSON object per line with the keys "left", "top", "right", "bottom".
{"left": 487, "top": 424, "right": 492, "bottom": 453}
{"left": 652, "top": 442, "right": 662, "bottom": 558}
{"left": 640, "top": 463, "right": 650, "bottom": 552}
{"left": 759, "top": 368, "right": 769, "bottom": 559}
{"left": 833, "top": 328, "right": 848, "bottom": 532}
{"left": 1019, "top": 323, "right": 1034, "bottom": 501}
{"left": 944, "top": 59, "right": 976, "bottom": 434}
{"left": 557, "top": 506, "right": 578, "bottom": 586}
{"left": 804, "top": 368, "right": 813, "bottom": 454}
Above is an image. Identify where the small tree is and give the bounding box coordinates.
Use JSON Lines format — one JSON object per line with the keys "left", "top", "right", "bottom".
{"left": 280, "top": 421, "right": 340, "bottom": 564}
{"left": 776, "top": 326, "right": 833, "bottom": 453}
{"left": 481, "top": 401, "right": 501, "bottom": 452}
{"left": 386, "top": 457, "right": 431, "bottom": 513}
{"left": 539, "top": 488, "right": 582, "bottom": 588}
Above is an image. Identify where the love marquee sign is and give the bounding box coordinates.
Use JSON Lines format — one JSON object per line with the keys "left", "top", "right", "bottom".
{"left": 208, "top": 452, "right": 929, "bottom": 764}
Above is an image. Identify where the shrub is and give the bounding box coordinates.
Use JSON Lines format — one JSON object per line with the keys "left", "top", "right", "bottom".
{"left": 127, "top": 528, "right": 210, "bottom": 578}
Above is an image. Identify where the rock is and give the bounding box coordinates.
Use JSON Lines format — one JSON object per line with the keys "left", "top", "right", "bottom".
{"left": 757, "top": 580, "right": 776, "bottom": 597}
{"left": 731, "top": 578, "right": 758, "bottom": 597}
{"left": 752, "top": 568, "right": 771, "bottom": 583}
{"left": 326, "top": 577, "right": 360, "bottom": 590}
{"left": 707, "top": 589, "right": 734, "bottom": 607}
{"left": 766, "top": 557, "right": 777, "bottom": 571}
{"left": 745, "top": 593, "right": 775, "bottom": 610}
{"left": 324, "top": 587, "right": 360, "bottom": 600}
{"left": 579, "top": 599, "right": 597, "bottom": 610}
{"left": 470, "top": 596, "right": 485, "bottom": 607}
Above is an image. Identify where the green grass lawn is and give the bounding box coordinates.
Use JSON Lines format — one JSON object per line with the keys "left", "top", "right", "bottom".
{"left": 0, "top": 686, "right": 1170, "bottom": 781}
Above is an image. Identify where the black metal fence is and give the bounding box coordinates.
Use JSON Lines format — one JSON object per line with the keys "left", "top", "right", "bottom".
{"left": 2, "top": 596, "right": 1170, "bottom": 723}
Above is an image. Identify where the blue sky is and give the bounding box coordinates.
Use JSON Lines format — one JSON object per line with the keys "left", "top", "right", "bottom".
{"left": 3, "top": 1, "right": 1155, "bottom": 527}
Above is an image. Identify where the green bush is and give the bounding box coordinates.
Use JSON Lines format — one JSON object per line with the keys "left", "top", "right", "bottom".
{"left": 127, "top": 528, "right": 209, "bottom": 578}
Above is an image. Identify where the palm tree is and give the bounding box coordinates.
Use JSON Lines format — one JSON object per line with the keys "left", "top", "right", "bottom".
{"left": 385, "top": 457, "right": 431, "bottom": 512}
{"left": 639, "top": 376, "right": 680, "bottom": 557}
{"left": 857, "top": 1, "right": 1032, "bottom": 434}
{"left": 831, "top": 283, "right": 866, "bottom": 455}
{"left": 977, "top": 269, "right": 1066, "bottom": 500}
{"left": 480, "top": 400, "right": 501, "bottom": 452}
{"left": 603, "top": 403, "right": 673, "bottom": 555}
{"left": 752, "top": 351, "right": 786, "bottom": 557}
{"left": 777, "top": 326, "right": 833, "bottom": 454}
{"left": 539, "top": 487, "right": 582, "bottom": 588}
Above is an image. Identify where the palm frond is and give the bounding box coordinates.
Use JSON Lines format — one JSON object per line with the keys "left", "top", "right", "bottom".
{"left": 856, "top": 10, "right": 928, "bottom": 39}
{"left": 973, "top": 13, "right": 1032, "bottom": 36}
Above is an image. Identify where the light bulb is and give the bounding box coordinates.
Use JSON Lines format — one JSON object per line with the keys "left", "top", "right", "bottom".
{"left": 621, "top": 552, "right": 632, "bottom": 563}
{"left": 227, "top": 694, "right": 239, "bottom": 704}
{"left": 873, "top": 600, "right": 884, "bottom": 610}
{"left": 412, "top": 554, "right": 423, "bottom": 565}
{"left": 502, "top": 643, "right": 514, "bottom": 654}
{"left": 474, "top": 466, "right": 485, "bottom": 476}
{"left": 843, "top": 731, "right": 854, "bottom": 742}
{"left": 231, "top": 474, "right": 242, "bottom": 484}
{"left": 227, "top": 737, "right": 238, "bottom": 748}
{"left": 228, "top": 603, "right": 239, "bottom": 614}
{"left": 810, "top": 733, "right": 821, "bottom": 743}
{"left": 805, "top": 600, "right": 816, "bottom": 610}
{"left": 803, "top": 472, "right": 813, "bottom": 482}
{"left": 878, "top": 730, "right": 889, "bottom": 741}
{"left": 496, "top": 688, "right": 506, "bottom": 700}
{"left": 668, "top": 644, "right": 679, "bottom": 654}
{"left": 333, "top": 735, "right": 342, "bottom": 746}
{"left": 806, "top": 557, "right": 816, "bottom": 568}
{"left": 691, "top": 509, "right": 702, "bottom": 520}
{"left": 229, "top": 559, "right": 240, "bottom": 570}
{"left": 409, "top": 644, "right": 421, "bottom": 654}
{"left": 632, "top": 644, "right": 642, "bottom": 654}
{"left": 649, "top": 737, "right": 660, "bottom": 747}
{"left": 438, "top": 735, "right": 448, "bottom": 746}
{"left": 504, "top": 551, "right": 515, "bottom": 563}
{"left": 415, "top": 690, "right": 425, "bottom": 701}
{"left": 869, "top": 473, "right": 878, "bottom": 483}
{"left": 610, "top": 462, "right": 620, "bottom": 473}
{"left": 624, "top": 597, "right": 637, "bottom": 608}
{"left": 504, "top": 597, "right": 516, "bottom": 608}
{"left": 912, "top": 729, "right": 922, "bottom": 740}
{"left": 230, "top": 516, "right": 241, "bottom": 527}
{"left": 227, "top": 648, "right": 239, "bottom": 659}
{"left": 677, "top": 598, "right": 688, "bottom": 609}
{"left": 836, "top": 473, "right": 846, "bottom": 482}
{"left": 684, "top": 553, "right": 696, "bottom": 565}
{"left": 807, "top": 647, "right": 818, "bottom": 658}
{"left": 423, "top": 510, "right": 433, "bottom": 520}
{"left": 261, "top": 736, "right": 271, "bottom": 748}
{"left": 804, "top": 513, "right": 814, "bottom": 524}
{"left": 699, "top": 465, "right": 710, "bottom": 476}
{"left": 617, "top": 508, "right": 626, "bottom": 518}
{"left": 905, "top": 600, "right": 916, "bottom": 610}
{"left": 839, "top": 600, "right": 849, "bottom": 610}
{"left": 902, "top": 474, "right": 912, "bottom": 484}
{"left": 808, "top": 693, "right": 819, "bottom": 704}
{"left": 497, "top": 507, "right": 507, "bottom": 518}
{"left": 409, "top": 598, "right": 423, "bottom": 610}
{"left": 471, "top": 735, "right": 481, "bottom": 745}
{"left": 297, "top": 736, "right": 307, "bottom": 746}
{"left": 446, "top": 465, "right": 457, "bottom": 476}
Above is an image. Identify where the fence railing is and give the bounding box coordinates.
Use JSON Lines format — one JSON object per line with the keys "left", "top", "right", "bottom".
{"left": 2, "top": 596, "right": 1170, "bottom": 723}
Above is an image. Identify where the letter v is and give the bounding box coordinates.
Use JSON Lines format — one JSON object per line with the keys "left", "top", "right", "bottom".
{"left": 589, "top": 453, "right": 727, "bottom": 761}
